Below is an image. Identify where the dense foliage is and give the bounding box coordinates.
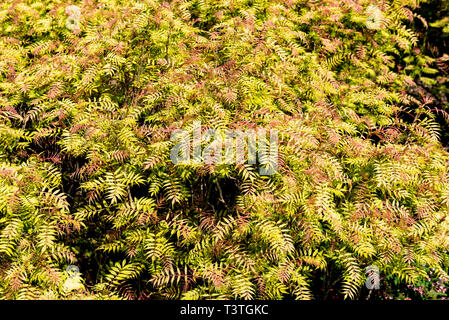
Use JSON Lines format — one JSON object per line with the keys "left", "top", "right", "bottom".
{"left": 0, "top": 0, "right": 449, "bottom": 300}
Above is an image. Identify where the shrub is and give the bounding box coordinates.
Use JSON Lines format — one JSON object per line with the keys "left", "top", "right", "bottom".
{"left": 0, "top": 0, "right": 449, "bottom": 300}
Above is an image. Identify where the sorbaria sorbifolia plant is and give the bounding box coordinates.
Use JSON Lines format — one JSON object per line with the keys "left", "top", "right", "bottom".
{"left": 1, "top": 0, "right": 449, "bottom": 300}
